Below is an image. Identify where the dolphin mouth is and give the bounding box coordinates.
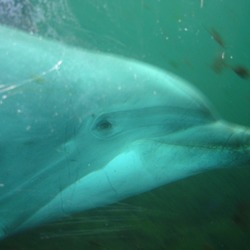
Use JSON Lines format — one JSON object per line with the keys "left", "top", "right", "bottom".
{"left": 130, "top": 121, "right": 250, "bottom": 179}
{"left": 151, "top": 121, "right": 250, "bottom": 153}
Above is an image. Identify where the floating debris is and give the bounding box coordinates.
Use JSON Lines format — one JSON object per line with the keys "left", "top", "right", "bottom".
{"left": 208, "top": 28, "right": 226, "bottom": 48}
{"left": 232, "top": 65, "right": 250, "bottom": 79}
{"left": 212, "top": 51, "right": 227, "bottom": 74}
{"left": 207, "top": 28, "right": 249, "bottom": 80}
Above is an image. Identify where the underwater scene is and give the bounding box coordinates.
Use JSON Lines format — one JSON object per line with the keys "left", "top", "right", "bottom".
{"left": 0, "top": 0, "right": 250, "bottom": 249}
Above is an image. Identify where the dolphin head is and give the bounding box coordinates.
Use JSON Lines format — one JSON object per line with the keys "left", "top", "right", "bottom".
{"left": 0, "top": 25, "right": 249, "bottom": 238}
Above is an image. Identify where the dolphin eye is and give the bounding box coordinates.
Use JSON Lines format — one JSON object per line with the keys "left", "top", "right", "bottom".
{"left": 96, "top": 119, "right": 113, "bottom": 131}
{"left": 92, "top": 113, "right": 123, "bottom": 139}
{"left": 92, "top": 116, "right": 115, "bottom": 139}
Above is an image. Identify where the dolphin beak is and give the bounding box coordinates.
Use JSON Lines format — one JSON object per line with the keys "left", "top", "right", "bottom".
{"left": 136, "top": 121, "right": 250, "bottom": 184}
{"left": 158, "top": 121, "right": 250, "bottom": 154}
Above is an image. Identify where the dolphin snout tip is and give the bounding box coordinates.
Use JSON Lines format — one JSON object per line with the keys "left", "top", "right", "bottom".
{"left": 212, "top": 122, "right": 250, "bottom": 156}
{"left": 232, "top": 125, "right": 250, "bottom": 154}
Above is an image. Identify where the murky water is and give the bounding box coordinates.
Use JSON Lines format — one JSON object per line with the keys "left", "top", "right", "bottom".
{"left": 0, "top": 1, "right": 249, "bottom": 249}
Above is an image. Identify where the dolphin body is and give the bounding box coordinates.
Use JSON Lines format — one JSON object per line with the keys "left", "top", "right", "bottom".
{"left": 0, "top": 24, "right": 249, "bottom": 239}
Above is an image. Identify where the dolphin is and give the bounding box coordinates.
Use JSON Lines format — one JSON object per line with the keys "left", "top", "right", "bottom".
{"left": 0, "top": 24, "right": 249, "bottom": 239}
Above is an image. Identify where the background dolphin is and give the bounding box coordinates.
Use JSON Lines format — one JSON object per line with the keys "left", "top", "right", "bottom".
{"left": 0, "top": 24, "right": 249, "bottom": 239}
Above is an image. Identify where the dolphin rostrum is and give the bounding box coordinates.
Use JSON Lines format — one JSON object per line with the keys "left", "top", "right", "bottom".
{"left": 0, "top": 25, "right": 249, "bottom": 239}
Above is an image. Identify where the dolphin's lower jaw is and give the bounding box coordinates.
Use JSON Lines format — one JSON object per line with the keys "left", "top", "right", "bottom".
{"left": 12, "top": 121, "right": 250, "bottom": 235}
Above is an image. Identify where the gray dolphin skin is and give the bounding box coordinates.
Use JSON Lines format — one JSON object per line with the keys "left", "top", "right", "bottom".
{"left": 0, "top": 24, "right": 249, "bottom": 239}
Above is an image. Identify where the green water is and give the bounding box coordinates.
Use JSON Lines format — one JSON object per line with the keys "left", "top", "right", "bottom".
{"left": 67, "top": 0, "right": 250, "bottom": 127}
{"left": 0, "top": 0, "right": 250, "bottom": 249}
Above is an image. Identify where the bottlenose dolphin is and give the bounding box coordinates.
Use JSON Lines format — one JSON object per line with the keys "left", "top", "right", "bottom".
{"left": 0, "top": 24, "right": 249, "bottom": 239}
